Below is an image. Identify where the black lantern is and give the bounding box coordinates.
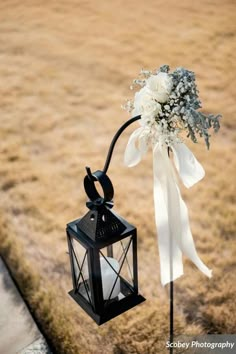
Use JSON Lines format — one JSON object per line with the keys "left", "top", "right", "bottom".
{"left": 66, "top": 116, "right": 145, "bottom": 325}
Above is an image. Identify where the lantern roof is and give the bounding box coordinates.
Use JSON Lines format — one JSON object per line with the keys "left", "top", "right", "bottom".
{"left": 67, "top": 207, "right": 136, "bottom": 249}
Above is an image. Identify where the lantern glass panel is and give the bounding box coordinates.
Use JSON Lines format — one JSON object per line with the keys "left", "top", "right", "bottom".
{"left": 113, "top": 236, "right": 134, "bottom": 288}
{"left": 99, "top": 235, "right": 134, "bottom": 303}
{"left": 70, "top": 238, "right": 92, "bottom": 305}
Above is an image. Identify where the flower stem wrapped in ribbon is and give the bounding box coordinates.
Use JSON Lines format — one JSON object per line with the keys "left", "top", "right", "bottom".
{"left": 123, "top": 65, "right": 221, "bottom": 286}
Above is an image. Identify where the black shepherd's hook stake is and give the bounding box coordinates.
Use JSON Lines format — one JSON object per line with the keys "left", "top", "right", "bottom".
{"left": 168, "top": 146, "right": 174, "bottom": 354}
{"left": 87, "top": 115, "right": 174, "bottom": 353}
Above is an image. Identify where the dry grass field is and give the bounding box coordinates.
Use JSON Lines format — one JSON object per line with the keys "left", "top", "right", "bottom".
{"left": 0, "top": 0, "right": 235, "bottom": 353}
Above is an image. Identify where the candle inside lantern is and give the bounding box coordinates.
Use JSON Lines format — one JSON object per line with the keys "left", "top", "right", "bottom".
{"left": 100, "top": 257, "right": 120, "bottom": 300}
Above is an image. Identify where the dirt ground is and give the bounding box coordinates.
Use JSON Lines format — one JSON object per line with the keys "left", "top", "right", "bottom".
{"left": 0, "top": 0, "right": 235, "bottom": 353}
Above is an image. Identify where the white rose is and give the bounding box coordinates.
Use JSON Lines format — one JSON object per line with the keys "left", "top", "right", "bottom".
{"left": 146, "top": 72, "right": 173, "bottom": 103}
{"left": 132, "top": 86, "right": 162, "bottom": 120}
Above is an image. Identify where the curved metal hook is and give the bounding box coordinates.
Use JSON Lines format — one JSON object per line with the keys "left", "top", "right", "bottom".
{"left": 102, "top": 115, "right": 141, "bottom": 174}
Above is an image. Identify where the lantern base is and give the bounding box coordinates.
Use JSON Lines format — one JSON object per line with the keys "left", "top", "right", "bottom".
{"left": 68, "top": 289, "right": 146, "bottom": 325}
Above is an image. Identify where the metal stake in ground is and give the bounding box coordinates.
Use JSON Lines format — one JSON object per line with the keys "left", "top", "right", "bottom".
{"left": 167, "top": 146, "right": 174, "bottom": 354}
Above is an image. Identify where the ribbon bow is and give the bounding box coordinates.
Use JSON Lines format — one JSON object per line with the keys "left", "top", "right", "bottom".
{"left": 124, "top": 125, "right": 212, "bottom": 286}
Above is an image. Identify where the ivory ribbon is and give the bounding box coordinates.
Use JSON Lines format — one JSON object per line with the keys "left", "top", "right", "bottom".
{"left": 124, "top": 127, "right": 212, "bottom": 286}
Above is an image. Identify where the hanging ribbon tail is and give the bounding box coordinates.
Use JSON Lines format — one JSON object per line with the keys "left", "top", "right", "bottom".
{"left": 177, "top": 187, "right": 212, "bottom": 279}
{"left": 153, "top": 145, "right": 183, "bottom": 286}
{"left": 153, "top": 144, "right": 212, "bottom": 286}
{"left": 172, "top": 142, "right": 205, "bottom": 188}
{"left": 124, "top": 127, "right": 148, "bottom": 167}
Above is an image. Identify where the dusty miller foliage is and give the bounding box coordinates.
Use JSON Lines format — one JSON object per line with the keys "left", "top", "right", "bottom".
{"left": 126, "top": 65, "right": 221, "bottom": 149}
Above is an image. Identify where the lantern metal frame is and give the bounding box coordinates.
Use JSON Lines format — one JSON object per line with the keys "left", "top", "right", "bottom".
{"left": 67, "top": 214, "right": 145, "bottom": 325}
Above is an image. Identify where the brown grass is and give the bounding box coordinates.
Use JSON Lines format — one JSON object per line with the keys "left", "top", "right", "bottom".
{"left": 0, "top": 0, "right": 235, "bottom": 353}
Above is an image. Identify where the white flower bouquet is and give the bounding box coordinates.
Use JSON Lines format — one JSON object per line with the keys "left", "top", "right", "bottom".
{"left": 124, "top": 65, "right": 221, "bottom": 148}
{"left": 123, "top": 65, "right": 221, "bottom": 285}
